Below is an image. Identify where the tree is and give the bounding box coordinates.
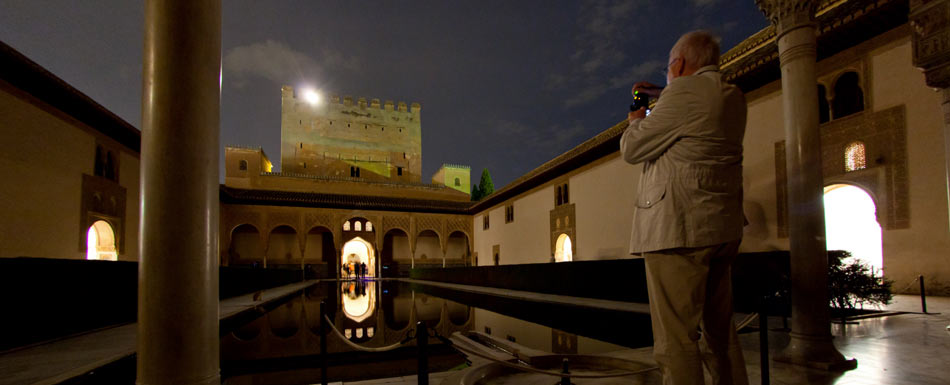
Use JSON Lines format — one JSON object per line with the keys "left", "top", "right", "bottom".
{"left": 828, "top": 250, "right": 893, "bottom": 312}
{"left": 478, "top": 168, "right": 494, "bottom": 197}
{"left": 471, "top": 183, "right": 481, "bottom": 201}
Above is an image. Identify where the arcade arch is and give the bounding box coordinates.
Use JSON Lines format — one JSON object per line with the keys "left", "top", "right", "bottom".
{"left": 267, "top": 225, "right": 300, "bottom": 267}
{"left": 86, "top": 220, "right": 117, "bottom": 261}
{"left": 416, "top": 230, "right": 441, "bottom": 264}
{"left": 823, "top": 184, "right": 882, "bottom": 274}
{"left": 446, "top": 231, "right": 470, "bottom": 265}
{"left": 229, "top": 224, "right": 263, "bottom": 265}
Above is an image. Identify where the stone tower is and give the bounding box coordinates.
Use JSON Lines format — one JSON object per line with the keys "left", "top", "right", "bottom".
{"left": 279, "top": 86, "right": 422, "bottom": 182}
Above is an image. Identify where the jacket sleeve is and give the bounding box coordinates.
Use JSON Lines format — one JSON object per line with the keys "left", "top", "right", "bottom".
{"left": 620, "top": 81, "right": 694, "bottom": 164}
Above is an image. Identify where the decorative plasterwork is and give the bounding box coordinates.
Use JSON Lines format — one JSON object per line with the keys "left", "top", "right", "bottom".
{"left": 775, "top": 105, "right": 910, "bottom": 235}
{"left": 910, "top": 0, "right": 950, "bottom": 87}
{"left": 549, "top": 203, "right": 577, "bottom": 262}
{"left": 756, "top": 0, "right": 820, "bottom": 36}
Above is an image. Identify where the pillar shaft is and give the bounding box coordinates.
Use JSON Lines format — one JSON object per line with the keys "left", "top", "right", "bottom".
{"left": 138, "top": 1, "right": 221, "bottom": 384}
{"left": 756, "top": 0, "right": 853, "bottom": 370}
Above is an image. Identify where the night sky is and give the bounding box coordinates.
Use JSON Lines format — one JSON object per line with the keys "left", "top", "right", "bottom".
{"left": 0, "top": 1, "right": 768, "bottom": 188}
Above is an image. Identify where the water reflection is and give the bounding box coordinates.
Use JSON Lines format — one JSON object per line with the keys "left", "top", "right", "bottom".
{"left": 221, "top": 281, "right": 474, "bottom": 362}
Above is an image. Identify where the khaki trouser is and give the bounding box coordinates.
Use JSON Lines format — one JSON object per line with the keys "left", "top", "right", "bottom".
{"left": 643, "top": 239, "right": 749, "bottom": 385}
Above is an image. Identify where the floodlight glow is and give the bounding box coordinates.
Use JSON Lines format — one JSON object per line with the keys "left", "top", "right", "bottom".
{"left": 303, "top": 89, "right": 322, "bottom": 105}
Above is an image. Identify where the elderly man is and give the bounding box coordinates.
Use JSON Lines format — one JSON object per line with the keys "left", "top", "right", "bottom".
{"left": 621, "top": 31, "right": 748, "bottom": 385}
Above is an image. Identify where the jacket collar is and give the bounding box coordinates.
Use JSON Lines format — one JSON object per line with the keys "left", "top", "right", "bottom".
{"left": 694, "top": 65, "right": 720, "bottom": 76}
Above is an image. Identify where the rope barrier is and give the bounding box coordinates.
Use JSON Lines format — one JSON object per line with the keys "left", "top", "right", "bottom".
{"left": 323, "top": 314, "right": 413, "bottom": 352}
{"left": 736, "top": 313, "right": 758, "bottom": 330}
{"left": 898, "top": 275, "right": 921, "bottom": 293}
{"left": 430, "top": 331, "right": 659, "bottom": 379}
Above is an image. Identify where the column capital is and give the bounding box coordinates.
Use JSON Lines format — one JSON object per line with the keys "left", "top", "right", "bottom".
{"left": 910, "top": 0, "right": 950, "bottom": 88}
{"left": 755, "top": 0, "right": 819, "bottom": 37}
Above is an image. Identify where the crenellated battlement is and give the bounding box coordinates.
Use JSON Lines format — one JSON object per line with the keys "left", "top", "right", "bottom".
{"left": 283, "top": 86, "right": 421, "bottom": 114}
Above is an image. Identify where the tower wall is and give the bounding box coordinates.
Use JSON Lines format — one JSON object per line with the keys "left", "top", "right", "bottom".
{"left": 280, "top": 86, "right": 422, "bottom": 182}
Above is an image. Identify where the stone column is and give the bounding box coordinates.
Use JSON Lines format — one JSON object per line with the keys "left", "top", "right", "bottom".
{"left": 910, "top": 0, "right": 950, "bottom": 230}
{"left": 755, "top": 0, "right": 855, "bottom": 370}
{"left": 138, "top": 1, "right": 221, "bottom": 384}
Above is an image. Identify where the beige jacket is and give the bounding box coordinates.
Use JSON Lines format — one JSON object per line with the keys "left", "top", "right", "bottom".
{"left": 621, "top": 65, "right": 746, "bottom": 254}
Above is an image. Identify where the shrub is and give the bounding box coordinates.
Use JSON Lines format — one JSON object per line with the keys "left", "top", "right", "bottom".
{"left": 828, "top": 250, "right": 893, "bottom": 310}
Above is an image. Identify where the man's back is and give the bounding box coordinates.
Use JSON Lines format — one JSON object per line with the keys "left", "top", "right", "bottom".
{"left": 621, "top": 65, "right": 746, "bottom": 254}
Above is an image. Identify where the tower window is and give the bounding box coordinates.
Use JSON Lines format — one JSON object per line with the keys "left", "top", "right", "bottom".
{"left": 505, "top": 205, "right": 514, "bottom": 223}
{"left": 454, "top": 177, "right": 461, "bottom": 186}
{"left": 483, "top": 215, "right": 489, "bottom": 230}
{"left": 300, "top": 143, "right": 302, "bottom": 149}
{"left": 239, "top": 160, "right": 247, "bottom": 171}
{"left": 397, "top": 167, "right": 403, "bottom": 176}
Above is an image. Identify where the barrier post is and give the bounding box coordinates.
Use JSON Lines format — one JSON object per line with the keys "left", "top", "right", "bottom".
{"left": 320, "top": 300, "right": 328, "bottom": 385}
{"left": 759, "top": 296, "right": 770, "bottom": 385}
{"left": 920, "top": 275, "right": 928, "bottom": 314}
{"left": 561, "top": 358, "right": 571, "bottom": 385}
{"left": 417, "top": 321, "right": 428, "bottom": 385}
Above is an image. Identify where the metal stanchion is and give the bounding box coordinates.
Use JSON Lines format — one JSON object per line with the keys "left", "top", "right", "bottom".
{"left": 320, "top": 300, "right": 328, "bottom": 385}
{"left": 759, "top": 296, "right": 770, "bottom": 385}
{"left": 561, "top": 358, "right": 571, "bottom": 385}
{"left": 417, "top": 321, "right": 428, "bottom": 385}
{"left": 920, "top": 275, "right": 928, "bottom": 314}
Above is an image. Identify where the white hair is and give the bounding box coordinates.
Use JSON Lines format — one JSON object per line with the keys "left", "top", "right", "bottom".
{"left": 671, "top": 30, "right": 721, "bottom": 68}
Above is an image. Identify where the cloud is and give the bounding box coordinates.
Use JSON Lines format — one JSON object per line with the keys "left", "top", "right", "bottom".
{"left": 550, "top": 0, "right": 663, "bottom": 108}
{"left": 490, "top": 119, "right": 590, "bottom": 158}
{"left": 563, "top": 60, "right": 663, "bottom": 107}
{"left": 223, "top": 40, "right": 359, "bottom": 87}
{"left": 692, "top": 0, "right": 719, "bottom": 6}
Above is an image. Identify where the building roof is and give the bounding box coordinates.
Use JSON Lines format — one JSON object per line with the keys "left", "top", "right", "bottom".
{"left": 0, "top": 40, "right": 141, "bottom": 153}
{"left": 220, "top": 185, "right": 473, "bottom": 214}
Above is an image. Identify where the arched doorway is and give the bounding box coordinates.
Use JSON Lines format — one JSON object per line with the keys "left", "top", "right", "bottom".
{"left": 554, "top": 233, "right": 573, "bottom": 263}
{"left": 86, "top": 220, "right": 117, "bottom": 261}
{"left": 824, "top": 184, "right": 882, "bottom": 274}
{"left": 382, "top": 229, "right": 410, "bottom": 277}
{"left": 341, "top": 237, "right": 376, "bottom": 279}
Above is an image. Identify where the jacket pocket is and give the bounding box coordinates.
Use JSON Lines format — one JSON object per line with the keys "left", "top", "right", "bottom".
{"left": 636, "top": 183, "right": 666, "bottom": 208}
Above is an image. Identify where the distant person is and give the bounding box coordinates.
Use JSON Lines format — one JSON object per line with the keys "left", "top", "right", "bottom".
{"left": 621, "top": 30, "right": 748, "bottom": 385}
{"left": 360, "top": 262, "right": 367, "bottom": 279}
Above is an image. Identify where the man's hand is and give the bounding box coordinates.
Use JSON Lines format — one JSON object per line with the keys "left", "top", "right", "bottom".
{"left": 632, "top": 81, "right": 662, "bottom": 98}
{"left": 628, "top": 107, "right": 646, "bottom": 123}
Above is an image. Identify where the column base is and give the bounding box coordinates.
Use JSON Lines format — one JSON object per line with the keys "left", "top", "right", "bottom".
{"left": 774, "top": 332, "right": 857, "bottom": 371}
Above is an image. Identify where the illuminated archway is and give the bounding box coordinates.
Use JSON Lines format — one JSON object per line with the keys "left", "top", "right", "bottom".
{"left": 554, "top": 233, "right": 572, "bottom": 263}
{"left": 86, "top": 220, "right": 117, "bottom": 261}
{"left": 341, "top": 237, "right": 376, "bottom": 278}
{"left": 824, "top": 184, "right": 882, "bottom": 274}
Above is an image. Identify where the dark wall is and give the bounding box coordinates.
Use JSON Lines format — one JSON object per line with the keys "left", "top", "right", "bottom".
{"left": 410, "top": 251, "right": 791, "bottom": 314}
{"left": 1, "top": 257, "right": 305, "bottom": 352}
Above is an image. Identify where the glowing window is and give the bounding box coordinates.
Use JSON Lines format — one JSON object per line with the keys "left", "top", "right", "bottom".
{"left": 343, "top": 221, "right": 351, "bottom": 231}
{"left": 356, "top": 328, "right": 364, "bottom": 338}
{"left": 845, "top": 142, "right": 866, "bottom": 172}
{"left": 367, "top": 327, "right": 375, "bottom": 338}
{"left": 86, "top": 220, "right": 117, "bottom": 261}
{"left": 355, "top": 221, "right": 362, "bottom": 232}
{"left": 365, "top": 221, "right": 373, "bottom": 232}
{"left": 345, "top": 329, "right": 352, "bottom": 339}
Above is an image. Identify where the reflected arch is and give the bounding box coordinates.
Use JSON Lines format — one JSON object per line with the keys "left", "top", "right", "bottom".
{"left": 554, "top": 233, "right": 573, "bottom": 263}
{"left": 268, "top": 299, "right": 300, "bottom": 339}
{"left": 823, "top": 184, "right": 883, "bottom": 274}
{"left": 86, "top": 220, "right": 117, "bottom": 261}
